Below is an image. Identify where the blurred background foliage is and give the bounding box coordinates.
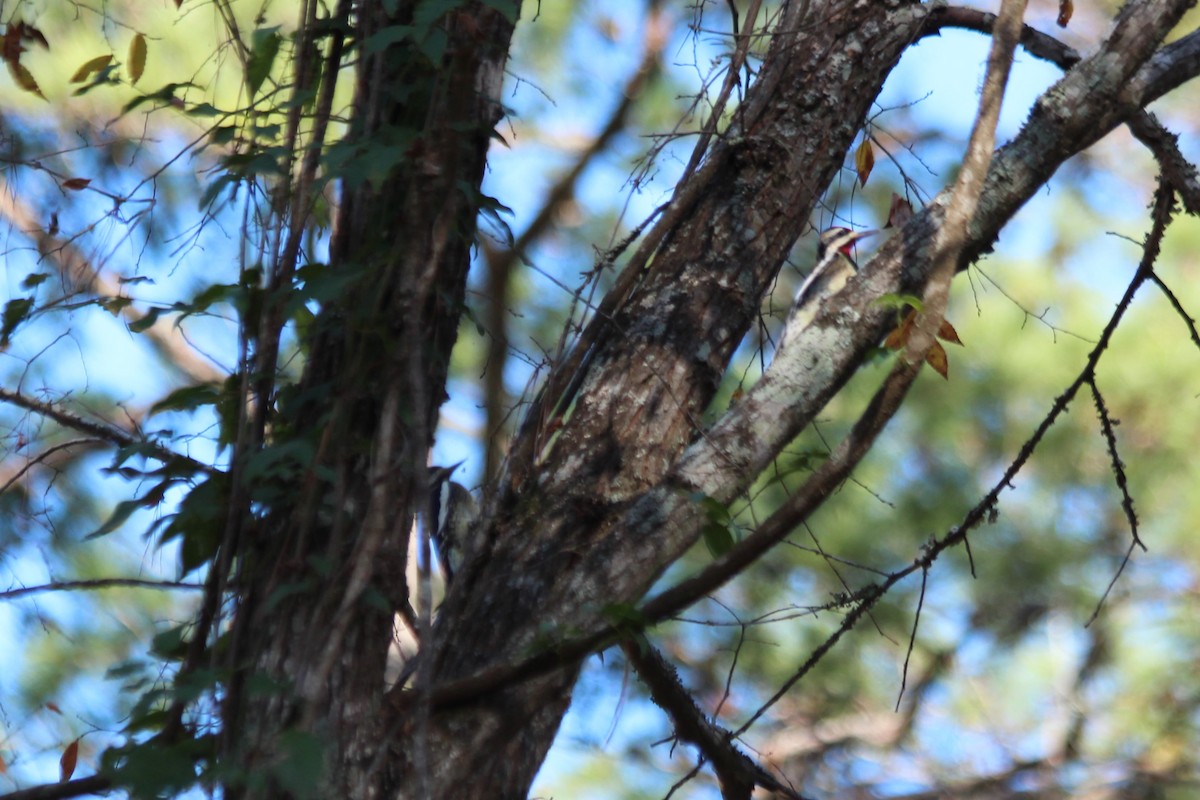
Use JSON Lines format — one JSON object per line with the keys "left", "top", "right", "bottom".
{"left": 1, "top": 0, "right": 1198, "bottom": 797}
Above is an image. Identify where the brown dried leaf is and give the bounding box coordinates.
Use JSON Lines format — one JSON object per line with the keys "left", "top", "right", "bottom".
{"left": 59, "top": 738, "right": 79, "bottom": 782}
{"left": 925, "top": 340, "right": 949, "bottom": 380}
{"left": 128, "top": 33, "right": 146, "bottom": 84}
{"left": 886, "top": 192, "right": 914, "bottom": 229}
{"left": 884, "top": 308, "right": 917, "bottom": 350}
{"left": 854, "top": 137, "right": 875, "bottom": 187}
{"left": 46, "top": 701, "right": 63, "bottom": 714}
{"left": 70, "top": 54, "right": 112, "bottom": 83}
{"left": 937, "top": 318, "right": 963, "bottom": 345}
{"left": 3, "top": 23, "right": 24, "bottom": 65}
{"left": 8, "top": 60, "right": 46, "bottom": 99}
{"left": 1057, "top": 0, "right": 1073, "bottom": 27}
{"left": 23, "top": 24, "right": 49, "bottom": 49}
{"left": 62, "top": 178, "right": 92, "bottom": 191}
{"left": 0, "top": 752, "right": 7, "bottom": 774}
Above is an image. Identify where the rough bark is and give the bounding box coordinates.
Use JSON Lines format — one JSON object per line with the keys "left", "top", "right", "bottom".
{"left": 395, "top": 1, "right": 1198, "bottom": 796}
{"left": 218, "top": 0, "right": 1200, "bottom": 798}
{"left": 220, "top": 2, "right": 518, "bottom": 798}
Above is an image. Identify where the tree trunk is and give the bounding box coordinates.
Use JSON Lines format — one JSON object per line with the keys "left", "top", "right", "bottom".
{"left": 216, "top": 0, "right": 1200, "bottom": 797}
{"left": 221, "top": 2, "right": 518, "bottom": 797}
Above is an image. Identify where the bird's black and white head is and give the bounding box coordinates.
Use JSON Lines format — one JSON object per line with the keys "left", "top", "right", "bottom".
{"left": 426, "top": 462, "right": 477, "bottom": 581}
{"left": 816, "top": 226, "right": 876, "bottom": 267}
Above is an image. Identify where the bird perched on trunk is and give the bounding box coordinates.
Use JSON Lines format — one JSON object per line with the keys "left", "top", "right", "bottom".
{"left": 426, "top": 463, "right": 478, "bottom": 583}
{"left": 782, "top": 226, "right": 876, "bottom": 343}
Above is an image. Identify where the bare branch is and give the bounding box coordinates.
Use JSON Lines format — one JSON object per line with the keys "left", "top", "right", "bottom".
{"left": 621, "top": 634, "right": 807, "bottom": 800}
{"left": 0, "top": 578, "right": 203, "bottom": 602}
{"left": 0, "top": 387, "right": 215, "bottom": 475}
{"left": 0, "top": 179, "right": 226, "bottom": 385}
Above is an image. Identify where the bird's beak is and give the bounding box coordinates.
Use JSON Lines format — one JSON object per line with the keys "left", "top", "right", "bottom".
{"left": 840, "top": 229, "right": 877, "bottom": 254}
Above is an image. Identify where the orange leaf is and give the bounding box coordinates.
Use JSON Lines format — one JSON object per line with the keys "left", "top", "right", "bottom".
{"left": 7, "top": 60, "right": 46, "bottom": 99}
{"left": 886, "top": 192, "right": 914, "bottom": 229}
{"left": 925, "top": 340, "right": 949, "bottom": 380}
{"left": 1057, "top": 0, "right": 1073, "bottom": 27}
{"left": 70, "top": 54, "right": 112, "bottom": 83}
{"left": 937, "top": 318, "right": 963, "bottom": 345}
{"left": 854, "top": 137, "right": 874, "bottom": 187}
{"left": 60, "top": 739, "right": 79, "bottom": 782}
{"left": 62, "top": 178, "right": 91, "bottom": 191}
{"left": 128, "top": 33, "right": 146, "bottom": 84}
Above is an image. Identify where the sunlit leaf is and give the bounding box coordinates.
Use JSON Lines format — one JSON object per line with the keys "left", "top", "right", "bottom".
{"left": 854, "top": 136, "right": 874, "bottom": 187}
{"left": 128, "top": 33, "right": 147, "bottom": 83}
{"left": 69, "top": 54, "right": 112, "bottom": 83}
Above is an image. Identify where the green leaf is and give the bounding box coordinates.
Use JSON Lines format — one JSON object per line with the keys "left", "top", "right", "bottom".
{"left": 246, "top": 26, "right": 282, "bottom": 98}
{"left": 273, "top": 731, "right": 326, "bottom": 799}
{"left": 101, "top": 296, "right": 133, "bottom": 316}
{"left": 186, "top": 102, "right": 223, "bottom": 117}
{"left": 361, "top": 24, "right": 414, "bottom": 57}
{"left": 88, "top": 479, "right": 175, "bottom": 538}
{"left": 20, "top": 272, "right": 49, "bottom": 289}
{"left": 1, "top": 297, "right": 35, "bottom": 346}
{"left": 480, "top": 0, "right": 519, "bottom": 22}
{"left": 129, "top": 306, "right": 162, "bottom": 332}
{"left": 161, "top": 475, "right": 229, "bottom": 575}
{"left": 150, "top": 383, "right": 221, "bottom": 415}
{"left": 874, "top": 293, "right": 924, "bottom": 312}
{"left": 151, "top": 624, "right": 188, "bottom": 661}
{"left": 702, "top": 522, "right": 736, "bottom": 557}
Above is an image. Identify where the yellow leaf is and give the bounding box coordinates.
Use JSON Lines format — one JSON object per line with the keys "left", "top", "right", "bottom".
{"left": 937, "top": 318, "right": 963, "bottom": 345}
{"left": 7, "top": 60, "right": 46, "bottom": 99}
{"left": 128, "top": 33, "right": 146, "bottom": 84}
{"left": 70, "top": 54, "right": 112, "bottom": 83}
{"left": 60, "top": 738, "right": 79, "bottom": 782}
{"left": 925, "top": 340, "right": 949, "bottom": 380}
{"left": 854, "top": 137, "right": 874, "bottom": 187}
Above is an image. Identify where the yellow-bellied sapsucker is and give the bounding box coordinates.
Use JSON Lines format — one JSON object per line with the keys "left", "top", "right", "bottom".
{"left": 784, "top": 226, "right": 877, "bottom": 338}
{"left": 426, "top": 464, "right": 479, "bottom": 582}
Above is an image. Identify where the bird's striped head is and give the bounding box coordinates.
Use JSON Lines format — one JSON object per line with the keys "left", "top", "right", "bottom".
{"left": 817, "top": 226, "right": 877, "bottom": 263}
